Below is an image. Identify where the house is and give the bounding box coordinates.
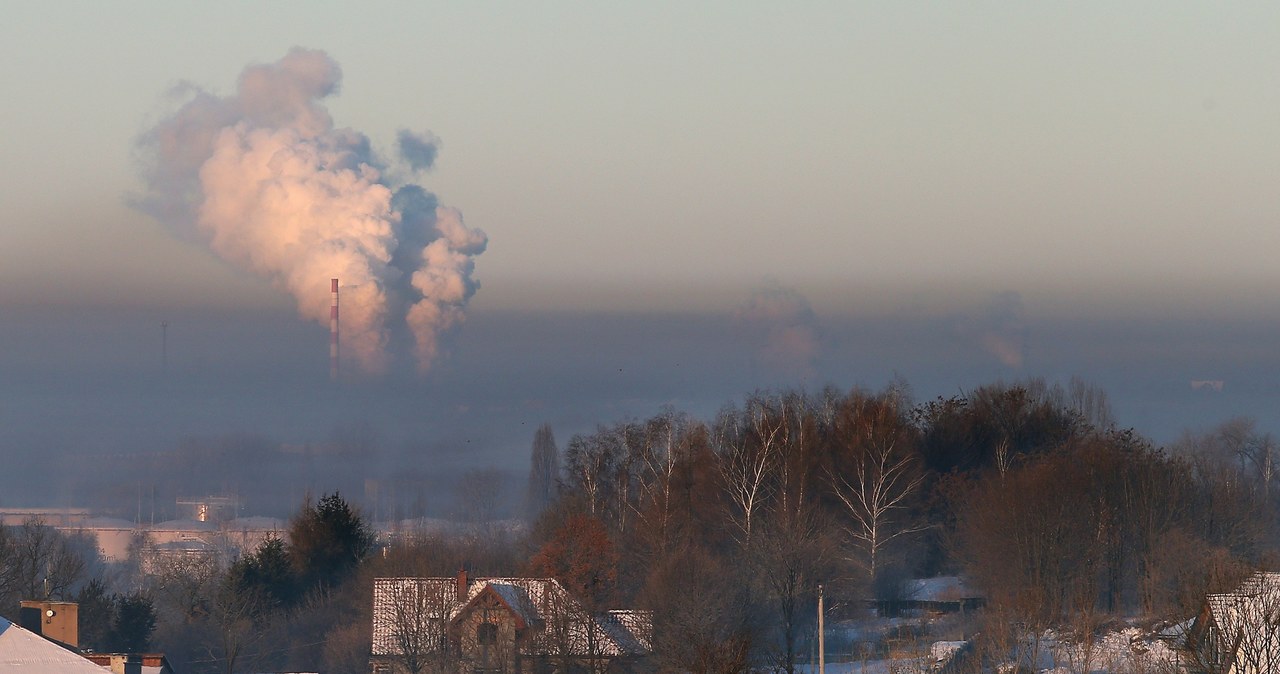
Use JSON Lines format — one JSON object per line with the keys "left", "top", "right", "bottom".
{"left": 0, "top": 614, "right": 105, "bottom": 673}
{"left": 869, "top": 576, "right": 985, "bottom": 618}
{"left": 12, "top": 599, "right": 174, "bottom": 674}
{"left": 1185, "top": 571, "right": 1280, "bottom": 673}
{"left": 370, "top": 571, "right": 651, "bottom": 674}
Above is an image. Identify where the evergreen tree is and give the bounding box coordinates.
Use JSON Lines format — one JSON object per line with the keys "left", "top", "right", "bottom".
{"left": 75, "top": 579, "right": 114, "bottom": 652}
{"left": 525, "top": 423, "right": 560, "bottom": 520}
{"left": 228, "top": 536, "right": 297, "bottom": 609}
{"left": 287, "top": 492, "right": 374, "bottom": 592}
{"left": 111, "top": 592, "right": 157, "bottom": 653}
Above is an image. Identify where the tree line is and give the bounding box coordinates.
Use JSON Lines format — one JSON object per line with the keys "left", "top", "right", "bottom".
{"left": 4, "top": 377, "right": 1278, "bottom": 673}
{"left": 522, "top": 379, "right": 1280, "bottom": 673}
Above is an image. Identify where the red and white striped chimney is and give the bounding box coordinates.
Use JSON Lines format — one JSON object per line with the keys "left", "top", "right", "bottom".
{"left": 330, "top": 278, "right": 339, "bottom": 381}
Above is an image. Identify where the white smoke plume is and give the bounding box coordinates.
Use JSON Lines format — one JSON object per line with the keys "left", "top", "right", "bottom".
{"left": 134, "top": 48, "right": 486, "bottom": 374}
{"left": 954, "top": 291, "right": 1026, "bottom": 368}
{"left": 735, "top": 280, "right": 822, "bottom": 379}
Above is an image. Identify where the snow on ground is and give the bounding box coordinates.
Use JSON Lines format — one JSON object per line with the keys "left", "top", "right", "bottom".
{"left": 793, "top": 621, "right": 1185, "bottom": 674}
{"left": 996, "top": 626, "right": 1184, "bottom": 673}
{"left": 796, "top": 661, "right": 911, "bottom": 674}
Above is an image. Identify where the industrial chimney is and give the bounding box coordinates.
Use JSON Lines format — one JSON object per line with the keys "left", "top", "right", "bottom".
{"left": 330, "top": 278, "right": 339, "bottom": 381}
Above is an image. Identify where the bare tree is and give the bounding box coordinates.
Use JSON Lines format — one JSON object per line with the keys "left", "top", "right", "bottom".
{"left": 204, "top": 575, "right": 270, "bottom": 674}
{"left": 625, "top": 409, "right": 710, "bottom": 563}
{"left": 753, "top": 506, "right": 835, "bottom": 674}
{"left": 535, "top": 581, "right": 612, "bottom": 674}
{"left": 373, "top": 578, "right": 456, "bottom": 674}
{"left": 147, "top": 551, "right": 222, "bottom": 624}
{"left": 715, "top": 396, "right": 785, "bottom": 547}
{"left": 643, "top": 547, "right": 754, "bottom": 674}
{"left": 827, "top": 437, "right": 925, "bottom": 583}
{"left": 0, "top": 519, "right": 88, "bottom": 608}
{"left": 565, "top": 429, "right": 619, "bottom": 518}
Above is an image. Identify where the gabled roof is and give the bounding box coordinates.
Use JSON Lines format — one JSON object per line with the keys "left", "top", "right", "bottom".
{"left": 372, "top": 576, "right": 652, "bottom": 658}
{"left": 1197, "top": 572, "right": 1280, "bottom": 671}
{"left": 0, "top": 616, "right": 105, "bottom": 673}
{"left": 602, "top": 610, "right": 653, "bottom": 654}
{"left": 452, "top": 582, "right": 539, "bottom": 630}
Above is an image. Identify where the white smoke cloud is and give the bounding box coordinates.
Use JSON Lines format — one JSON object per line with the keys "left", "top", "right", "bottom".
{"left": 735, "top": 280, "right": 822, "bottom": 378}
{"left": 135, "top": 48, "right": 487, "bottom": 375}
{"left": 954, "top": 291, "right": 1026, "bottom": 368}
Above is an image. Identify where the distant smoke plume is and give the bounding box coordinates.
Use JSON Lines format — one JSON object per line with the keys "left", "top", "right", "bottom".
{"left": 736, "top": 280, "right": 821, "bottom": 378}
{"left": 955, "top": 291, "right": 1026, "bottom": 368}
{"left": 134, "top": 48, "right": 486, "bottom": 374}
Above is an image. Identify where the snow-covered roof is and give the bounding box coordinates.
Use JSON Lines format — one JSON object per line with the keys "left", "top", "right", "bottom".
{"left": 1154, "top": 617, "right": 1194, "bottom": 642}
{"left": 147, "top": 539, "right": 215, "bottom": 553}
{"left": 481, "top": 582, "right": 540, "bottom": 627}
{"left": 903, "top": 576, "right": 981, "bottom": 601}
{"left": 603, "top": 610, "right": 653, "bottom": 654}
{"left": 149, "top": 519, "right": 217, "bottom": 532}
{"left": 75, "top": 517, "right": 139, "bottom": 530}
{"left": 1201, "top": 572, "right": 1280, "bottom": 671}
{"left": 372, "top": 576, "right": 651, "bottom": 658}
{"left": 0, "top": 616, "right": 105, "bottom": 673}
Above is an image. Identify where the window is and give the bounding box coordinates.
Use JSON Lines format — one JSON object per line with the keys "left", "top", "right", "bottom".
{"left": 478, "top": 622, "right": 498, "bottom": 645}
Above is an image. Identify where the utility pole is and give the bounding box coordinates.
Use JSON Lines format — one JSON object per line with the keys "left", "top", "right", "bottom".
{"left": 818, "top": 582, "right": 825, "bottom": 674}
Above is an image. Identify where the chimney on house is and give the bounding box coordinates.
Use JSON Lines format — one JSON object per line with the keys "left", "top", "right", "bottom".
{"left": 109, "top": 654, "right": 142, "bottom": 674}
{"left": 457, "top": 568, "right": 468, "bottom": 598}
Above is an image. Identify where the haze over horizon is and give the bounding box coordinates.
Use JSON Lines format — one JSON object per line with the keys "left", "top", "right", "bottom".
{"left": 3, "top": 3, "right": 1279, "bottom": 511}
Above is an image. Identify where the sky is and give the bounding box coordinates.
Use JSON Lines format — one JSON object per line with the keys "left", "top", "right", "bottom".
{"left": 2, "top": 3, "right": 1279, "bottom": 509}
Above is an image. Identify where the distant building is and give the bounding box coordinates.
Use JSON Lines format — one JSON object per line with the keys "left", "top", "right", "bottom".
{"left": 371, "top": 571, "right": 651, "bottom": 674}
{"left": 175, "top": 496, "right": 239, "bottom": 523}
{"left": 2, "top": 499, "right": 280, "bottom": 564}
{"left": 0, "top": 508, "right": 91, "bottom": 527}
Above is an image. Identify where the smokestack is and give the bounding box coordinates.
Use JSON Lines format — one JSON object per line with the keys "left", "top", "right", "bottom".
{"left": 330, "top": 278, "right": 339, "bottom": 381}
{"left": 136, "top": 50, "right": 487, "bottom": 374}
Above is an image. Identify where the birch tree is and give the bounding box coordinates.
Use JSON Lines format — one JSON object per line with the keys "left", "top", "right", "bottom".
{"left": 715, "top": 396, "right": 785, "bottom": 547}
{"left": 825, "top": 391, "right": 924, "bottom": 584}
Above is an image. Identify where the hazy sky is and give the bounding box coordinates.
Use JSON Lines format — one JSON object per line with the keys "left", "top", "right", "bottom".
{"left": 2, "top": 4, "right": 1280, "bottom": 504}
{"left": 4, "top": 2, "right": 1279, "bottom": 315}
